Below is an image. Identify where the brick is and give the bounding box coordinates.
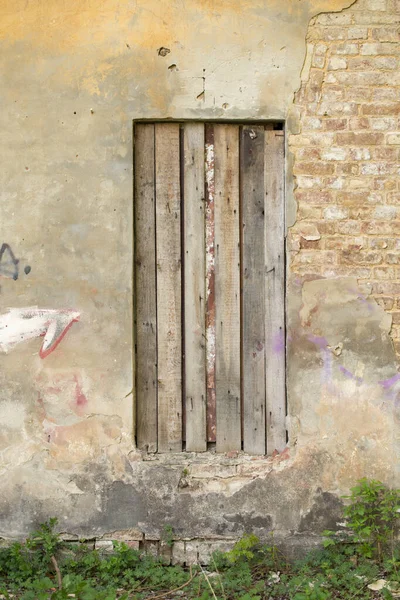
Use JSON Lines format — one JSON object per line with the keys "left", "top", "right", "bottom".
{"left": 373, "top": 147, "right": 398, "bottom": 159}
{"left": 298, "top": 223, "right": 321, "bottom": 240}
{"left": 331, "top": 42, "right": 359, "bottom": 54}
{"left": 95, "top": 540, "right": 114, "bottom": 552}
{"left": 320, "top": 147, "right": 347, "bottom": 160}
{"left": 316, "top": 102, "right": 358, "bottom": 116}
{"left": 373, "top": 178, "right": 397, "bottom": 190}
{"left": 353, "top": 12, "right": 400, "bottom": 25}
{"left": 361, "top": 162, "right": 394, "bottom": 175}
{"left": 295, "top": 147, "right": 321, "bottom": 160}
{"left": 362, "top": 103, "right": 400, "bottom": 116}
{"left": 349, "top": 117, "right": 370, "bottom": 130}
{"left": 375, "top": 296, "right": 395, "bottom": 309}
{"left": 302, "top": 117, "right": 322, "bottom": 130}
{"left": 323, "top": 206, "right": 348, "bottom": 220}
{"left": 321, "top": 86, "right": 346, "bottom": 102}
{"left": 312, "top": 55, "right": 325, "bottom": 68}
{"left": 171, "top": 541, "right": 185, "bottom": 565}
{"left": 373, "top": 205, "right": 399, "bottom": 219}
{"left": 289, "top": 133, "right": 335, "bottom": 146}
{"left": 347, "top": 177, "right": 371, "bottom": 189}
{"left": 190, "top": 464, "right": 236, "bottom": 478}
{"left": 335, "top": 131, "right": 384, "bottom": 145}
{"left": 328, "top": 56, "right": 347, "bottom": 70}
{"left": 344, "top": 87, "right": 373, "bottom": 103}
{"left": 373, "top": 282, "right": 400, "bottom": 295}
{"left": 185, "top": 542, "right": 199, "bottom": 565}
{"left": 347, "top": 28, "right": 368, "bottom": 40}
{"left": 326, "top": 236, "right": 364, "bottom": 250}
{"left": 340, "top": 250, "right": 383, "bottom": 265}
{"left": 325, "top": 176, "right": 345, "bottom": 189}
{"left": 361, "top": 221, "right": 400, "bottom": 234}
{"left": 292, "top": 250, "right": 335, "bottom": 265}
{"left": 295, "top": 175, "right": 323, "bottom": 189}
{"left": 370, "top": 238, "right": 391, "bottom": 249}
{"left": 370, "top": 27, "right": 400, "bottom": 41}
{"left": 294, "top": 162, "right": 335, "bottom": 175}
{"left": 322, "top": 267, "right": 372, "bottom": 278}
{"left": 391, "top": 313, "right": 400, "bottom": 325}
{"left": 373, "top": 87, "right": 400, "bottom": 101}
{"left": 336, "top": 220, "right": 361, "bottom": 234}
{"left": 295, "top": 190, "right": 333, "bottom": 204}
{"left": 348, "top": 56, "right": 398, "bottom": 70}
{"left": 337, "top": 192, "right": 370, "bottom": 205}
{"left": 327, "top": 70, "right": 400, "bottom": 86}
{"left": 323, "top": 118, "right": 348, "bottom": 131}
{"left": 335, "top": 163, "right": 359, "bottom": 175}
{"left": 297, "top": 206, "right": 323, "bottom": 220}
{"left": 387, "top": 132, "right": 400, "bottom": 144}
{"left": 126, "top": 541, "right": 140, "bottom": 550}
{"left": 314, "top": 43, "right": 328, "bottom": 56}
{"left": 299, "top": 238, "right": 323, "bottom": 249}
{"left": 349, "top": 148, "right": 371, "bottom": 160}
{"left": 369, "top": 117, "right": 398, "bottom": 130}
{"left": 315, "top": 221, "right": 337, "bottom": 235}
{"left": 386, "top": 253, "right": 400, "bottom": 263}
{"left": 315, "top": 12, "right": 352, "bottom": 25}
{"left": 348, "top": 207, "right": 374, "bottom": 219}
{"left": 374, "top": 267, "right": 396, "bottom": 279}
{"left": 361, "top": 41, "right": 400, "bottom": 54}
{"left": 319, "top": 27, "right": 347, "bottom": 41}
{"left": 387, "top": 192, "right": 400, "bottom": 203}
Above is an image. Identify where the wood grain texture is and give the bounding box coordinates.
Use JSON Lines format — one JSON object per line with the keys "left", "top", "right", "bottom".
{"left": 183, "top": 123, "right": 207, "bottom": 451}
{"left": 264, "top": 130, "right": 286, "bottom": 454}
{"left": 155, "top": 123, "right": 182, "bottom": 452}
{"left": 214, "top": 124, "right": 241, "bottom": 453}
{"left": 134, "top": 124, "right": 157, "bottom": 452}
{"left": 205, "top": 125, "right": 216, "bottom": 443}
{"left": 241, "top": 125, "right": 266, "bottom": 455}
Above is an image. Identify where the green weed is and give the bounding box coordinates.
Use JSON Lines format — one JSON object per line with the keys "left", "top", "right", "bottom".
{"left": 1, "top": 479, "right": 400, "bottom": 599}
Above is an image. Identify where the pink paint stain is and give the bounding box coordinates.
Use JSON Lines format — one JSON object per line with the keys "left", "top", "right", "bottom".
{"left": 74, "top": 376, "right": 87, "bottom": 409}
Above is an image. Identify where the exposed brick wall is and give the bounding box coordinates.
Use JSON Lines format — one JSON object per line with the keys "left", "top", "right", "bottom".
{"left": 289, "top": 0, "right": 400, "bottom": 355}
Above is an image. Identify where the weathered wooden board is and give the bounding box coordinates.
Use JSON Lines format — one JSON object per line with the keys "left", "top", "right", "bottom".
{"left": 134, "top": 124, "right": 158, "bottom": 452}
{"left": 264, "top": 130, "right": 286, "bottom": 454}
{"left": 205, "top": 124, "right": 216, "bottom": 443}
{"left": 155, "top": 123, "right": 182, "bottom": 452}
{"left": 241, "top": 125, "right": 266, "bottom": 455}
{"left": 214, "top": 124, "right": 241, "bottom": 452}
{"left": 184, "top": 123, "right": 207, "bottom": 452}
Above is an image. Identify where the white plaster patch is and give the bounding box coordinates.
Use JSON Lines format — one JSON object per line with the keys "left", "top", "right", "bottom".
{"left": 0, "top": 400, "right": 26, "bottom": 429}
{"left": 0, "top": 308, "right": 80, "bottom": 358}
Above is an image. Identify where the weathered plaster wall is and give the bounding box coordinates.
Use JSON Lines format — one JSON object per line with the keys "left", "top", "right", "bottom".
{"left": 1, "top": 0, "right": 399, "bottom": 555}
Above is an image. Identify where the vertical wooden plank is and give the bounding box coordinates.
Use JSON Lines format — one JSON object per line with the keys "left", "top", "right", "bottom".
{"left": 241, "top": 126, "right": 266, "bottom": 454}
{"left": 155, "top": 123, "right": 182, "bottom": 452}
{"left": 184, "top": 123, "right": 207, "bottom": 452}
{"left": 135, "top": 124, "right": 157, "bottom": 452}
{"left": 265, "top": 130, "right": 286, "bottom": 454}
{"left": 214, "top": 124, "right": 241, "bottom": 452}
{"left": 205, "top": 125, "right": 216, "bottom": 443}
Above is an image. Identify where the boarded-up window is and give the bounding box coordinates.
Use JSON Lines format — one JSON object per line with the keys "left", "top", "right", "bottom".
{"left": 134, "top": 122, "right": 285, "bottom": 454}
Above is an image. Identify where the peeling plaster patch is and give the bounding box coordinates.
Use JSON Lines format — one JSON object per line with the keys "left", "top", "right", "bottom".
{"left": 0, "top": 308, "right": 80, "bottom": 358}
{"left": 299, "top": 223, "right": 321, "bottom": 241}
